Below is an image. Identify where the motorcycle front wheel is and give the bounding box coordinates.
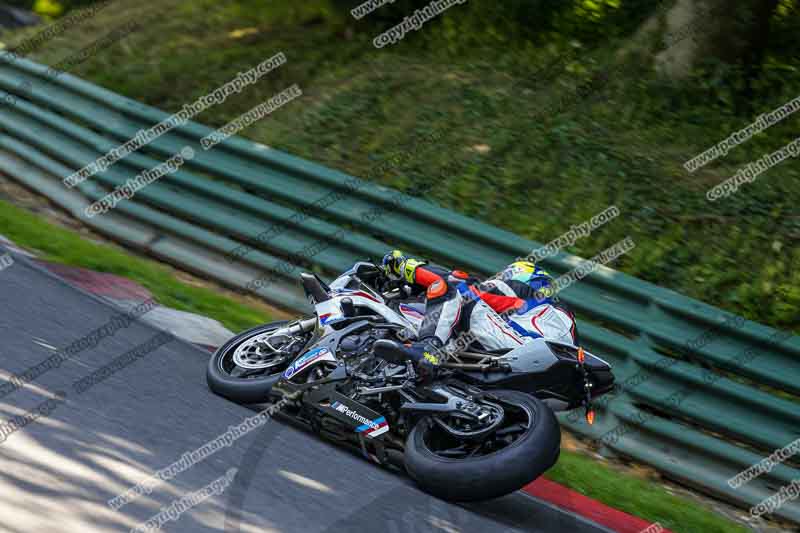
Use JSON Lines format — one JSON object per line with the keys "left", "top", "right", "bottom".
{"left": 206, "top": 320, "right": 307, "bottom": 404}
{"left": 403, "top": 389, "right": 560, "bottom": 501}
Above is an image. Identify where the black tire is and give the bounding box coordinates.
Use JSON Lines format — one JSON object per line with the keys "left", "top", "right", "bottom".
{"left": 404, "top": 389, "right": 560, "bottom": 502}
{"left": 206, "top": 321, "right": 290, "bottom": 404}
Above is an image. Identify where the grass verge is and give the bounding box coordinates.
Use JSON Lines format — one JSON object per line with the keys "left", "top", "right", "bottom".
{"left": 0, "top": 198, "right": 273, "bottom": 333}
{"left": 550, "top": 450, "right": 751, "bottom": 533}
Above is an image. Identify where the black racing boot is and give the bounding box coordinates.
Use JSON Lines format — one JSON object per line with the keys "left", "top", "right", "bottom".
{"left": 372, "top": 338, "right": 441, "bottom": 382}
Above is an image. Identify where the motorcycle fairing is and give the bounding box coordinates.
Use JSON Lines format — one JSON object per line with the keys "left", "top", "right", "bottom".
{"left": 283, "top": 346, "right": 337, "bottom": 379}
{"left": 398, "top": 303, "right": 425, "bottom": 328}
{"left": 309, "top": 388, "right": 390, "bottom": 440}
{"left": 316, "top": 291, "right": 418, "bottom": 333}
{"left": 509, "top": 304, "right": 576, "bottom": 345}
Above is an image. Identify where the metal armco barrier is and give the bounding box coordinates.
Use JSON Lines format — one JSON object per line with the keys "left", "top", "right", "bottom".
{"left": 0, "top": 56, "right": 798, "bottom": 523}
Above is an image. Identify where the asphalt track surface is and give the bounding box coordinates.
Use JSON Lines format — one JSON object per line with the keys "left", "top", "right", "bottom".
{"left": 0, "top": 248, "right": 613, "bottom": 533}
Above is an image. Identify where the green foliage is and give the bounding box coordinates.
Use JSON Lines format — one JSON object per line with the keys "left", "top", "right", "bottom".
{"left": 331, "top": 0, "right": 659, "bottom": 52}
{"left": 771, "top": 0, "right": 800, "bottom": 61}
{"left": 7, "top": 0, "right": 797, "bottom": 335}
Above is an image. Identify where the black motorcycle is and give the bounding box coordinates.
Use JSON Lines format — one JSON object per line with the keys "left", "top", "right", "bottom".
{"left": 207, "top": 262, "right": 614, "bottom": 501}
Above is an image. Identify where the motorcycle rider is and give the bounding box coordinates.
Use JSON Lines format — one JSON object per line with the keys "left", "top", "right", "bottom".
{"left": 373, "top": 250, "right": 578, "bottom": 379}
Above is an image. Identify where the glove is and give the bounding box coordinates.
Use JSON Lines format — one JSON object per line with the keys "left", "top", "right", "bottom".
{"left": 381, "top": 250, "right": 406, "bottom": 279}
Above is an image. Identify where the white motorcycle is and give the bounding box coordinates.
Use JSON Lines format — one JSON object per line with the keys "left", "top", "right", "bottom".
{"left": 207, "top": 262, "right": 614, "bottom": 501}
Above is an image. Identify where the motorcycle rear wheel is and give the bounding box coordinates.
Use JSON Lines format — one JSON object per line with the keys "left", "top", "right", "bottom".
{"left": 404, "top": 389, "right": 560, "bottom": 501}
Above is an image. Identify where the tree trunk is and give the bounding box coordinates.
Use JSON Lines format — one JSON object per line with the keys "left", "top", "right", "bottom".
{"left": 649, "top": 0, "right": 779, "bottom": 80}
